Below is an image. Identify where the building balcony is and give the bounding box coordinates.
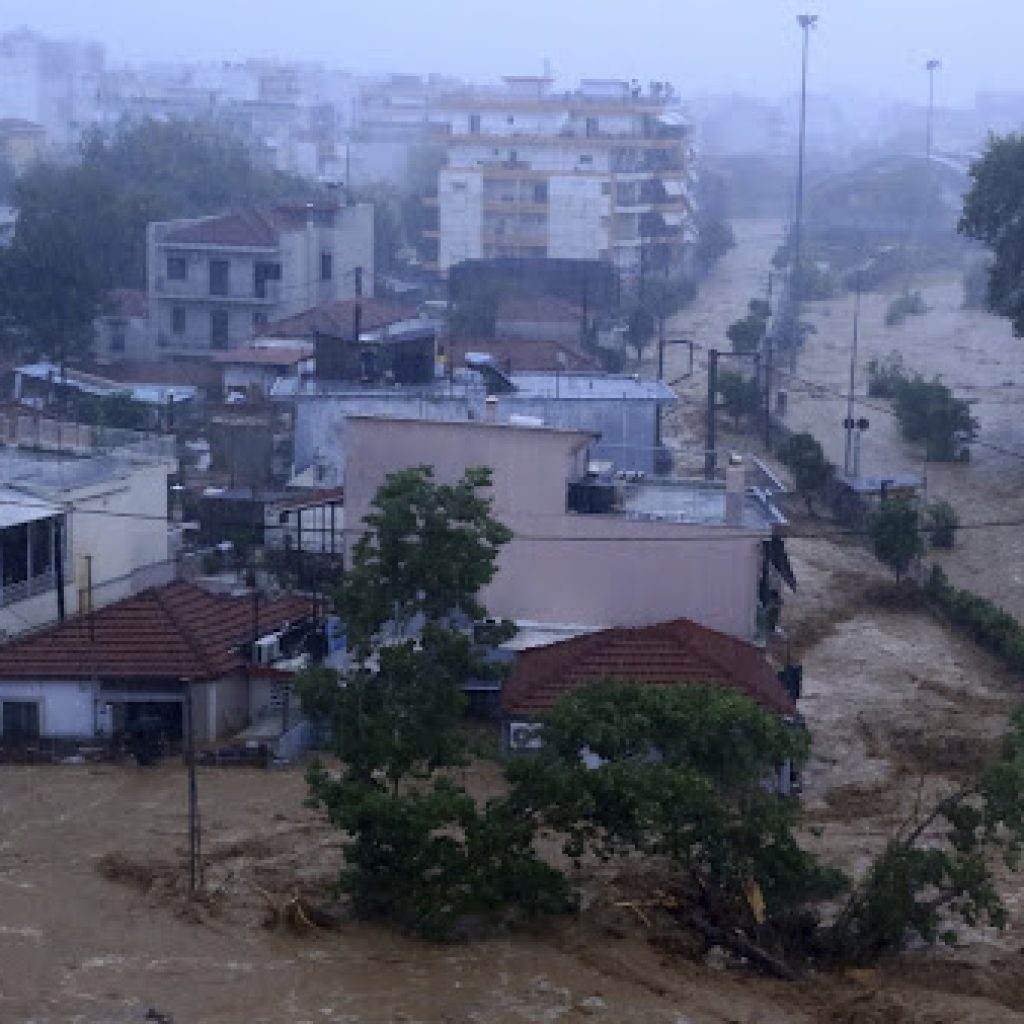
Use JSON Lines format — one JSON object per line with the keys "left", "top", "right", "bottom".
{"left": 154, "top": 278, "right": 280, "bottom": 304}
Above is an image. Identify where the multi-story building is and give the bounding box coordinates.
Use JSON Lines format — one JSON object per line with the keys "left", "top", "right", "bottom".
{"left": 146, "top": 200, "right": 374, "bottom": 357}
{"left": 429, "top": 76, "right": 697, "bottom": 278}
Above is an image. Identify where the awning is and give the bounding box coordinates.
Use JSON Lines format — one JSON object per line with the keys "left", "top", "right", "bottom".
{"left": 0, "top": 488, "right": 60, "bottom": 530}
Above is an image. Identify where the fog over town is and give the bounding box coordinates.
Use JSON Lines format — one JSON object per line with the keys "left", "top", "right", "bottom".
{"left": 2, "top": 4, "right": 1024, "bottom": 1024}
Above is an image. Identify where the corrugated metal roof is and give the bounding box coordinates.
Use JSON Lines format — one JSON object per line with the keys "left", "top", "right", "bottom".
{"left": 0, "top": 488, "right": 60, "bottom": 530}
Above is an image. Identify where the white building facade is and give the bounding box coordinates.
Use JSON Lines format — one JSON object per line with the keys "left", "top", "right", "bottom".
{"left": 431, "top": 77, "right": 697, "bottom": 278}
{"left": 146, "top": 201, "right": 374, "bottom": 356}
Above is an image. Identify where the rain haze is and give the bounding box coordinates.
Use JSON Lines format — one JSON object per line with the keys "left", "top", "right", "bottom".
{"left": 5, "top": 2, "right": 1024, "bottom": 1024}
{"left": 6, "top": 0, "right": 1024, "bottom": 102}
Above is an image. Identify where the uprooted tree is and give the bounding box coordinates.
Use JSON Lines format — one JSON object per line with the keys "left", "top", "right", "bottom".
{"left": 298, "top": 466, "right": 567, "bottom": 938}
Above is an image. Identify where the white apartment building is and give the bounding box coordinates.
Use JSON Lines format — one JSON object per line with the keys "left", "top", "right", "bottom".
{"left": 431, "top": 77, "right": 697, "bottom": 278}
{"left": 0, "top": 415, "right": 176, "bottom": 639}
{"left": 146, "top": 200, "right": 374, "bottom": 357}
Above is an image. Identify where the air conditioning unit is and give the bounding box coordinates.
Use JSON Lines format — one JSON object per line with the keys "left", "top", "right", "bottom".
{"left": 254, "top": 632, "right": 282, "bottom": 666}
{"left": 508, "top": 721, "right": 543, "bottom": 752}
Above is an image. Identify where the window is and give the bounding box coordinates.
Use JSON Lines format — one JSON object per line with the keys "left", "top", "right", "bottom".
{"left": 601, "top": 181, "right": 611, "bottom": 195}
{"left": 209, "top": 259, "right": 229, "bottom": 297}
{"left": 2, "top": 701, "right": 39, "bottom": 740}
{"left": 254, "top": 261, "right": 281, "bottom": 299}
{"left": 579, "top": 154, "right": 593, "bottom": 165}
{"left": 167, "top": 256, "right": 187, "bottom": 281}
{"left": 320, "top": 251, "right": 333, "bottom": 281}
{"left": 585, "top": 117, "right": 599, "bottom": 138}
{"left": 1, "top": 523, "right": 28, "bottom": 587}
{"left": 469, "top": 113, "right": 481, "bottom": 134}
{"left": 534, "top": 182, "right": 548, "bottom": 203}
{"left": 210, "top": 309, "right": 229, "bottom": 349}
{"left": 29, "top": 519, "right": 52, "bottom": 577}
{"left": 110, "top": 330, "right": 126, "bottom": 353}
{"left": 171, "top": 306, "right": 186, "bottom": 334}
{"left": 450, "top": 180, "right": 467, "bottom": 193}
{"left": 253, "top": 310, "right": 267, "bottom": 331}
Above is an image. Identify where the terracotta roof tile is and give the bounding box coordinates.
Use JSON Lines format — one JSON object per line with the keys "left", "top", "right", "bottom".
{"left": 0, "top": 581, "right": 316, "bottom": 682}
{"left": 263, "top": 298, "right": 415, "bottom": 339}
{"left": 165, "top": 209, "right": 280, "bottom": 247}
{"left": 502, "top": 618, "right": 796, "bottom": 717}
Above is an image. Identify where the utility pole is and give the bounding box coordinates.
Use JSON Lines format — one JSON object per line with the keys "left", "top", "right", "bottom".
{"left": 792, "top": 14, "right": 818, "bottom": 311}
{"left": 925, "top": 59, "right": 941, "bottom": 163}
{"left": 705, "top": 348, "right": 719, "bottom": 481}
{"left": 185, "top": 681, "right": 201, "bottom": 894}
{"left": 764, "top": 271, "right": 775, "bottom": 451}
{"left": 843, "top": 277, "right": 862, "bottom": 478}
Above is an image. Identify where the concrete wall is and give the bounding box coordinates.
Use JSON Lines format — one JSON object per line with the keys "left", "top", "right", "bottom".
{"left": 343, "top": 417, "right": 765, "bottom": 639}
{"left": 292, "top": 388, "right": 662, "bottom": 485}
{"left": 438, "top": 169, "right": 483, "bottom": 270}
{"left": 547, "top": 176, "right": 610, "bottom": 259}
{"left": 0, "top": 681, "right": 94, "bottom": 737}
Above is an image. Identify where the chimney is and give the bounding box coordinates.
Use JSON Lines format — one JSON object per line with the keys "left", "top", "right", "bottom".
{"left": 484, "top": 395, "right": 499, "bottom": 423}
{"left": 725, "top": 453, "right": 744, "bottom": 526}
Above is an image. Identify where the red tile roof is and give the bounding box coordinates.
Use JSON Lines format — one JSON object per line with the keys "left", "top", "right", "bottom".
{"left": 496, "top": 296, "right": 584, "bottom": 324}
{"left": 164, "top": 208, "right": 280, "bottom": 247}
{"left": 447, "top": 337, "right": 597, "bottom": 373}
{"left": 263, "top": 298, "right": 415, "bottom": 339}
{"left": 212, "top": 345, "right": 312, "bottom": 367}
{"left": 502, "top": 619, "right": 796, "bottom": 717}
{"left": 0, "top": 581, "right": 316, "bottom": 682}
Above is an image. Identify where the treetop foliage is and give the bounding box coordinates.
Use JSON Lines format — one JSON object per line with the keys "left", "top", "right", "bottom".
{"left": 337, "top": 465, "right": 512, "bottom": 655}
{"left": 960, "top": 133, "right": 1024, "bottom": 335}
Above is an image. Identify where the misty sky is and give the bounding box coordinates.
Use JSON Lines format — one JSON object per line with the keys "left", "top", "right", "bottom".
{"left": 8, "top": 0, "right": 1024, "bottom": 106}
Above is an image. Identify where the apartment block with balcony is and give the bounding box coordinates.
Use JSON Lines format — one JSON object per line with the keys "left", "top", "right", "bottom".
{"left": 146, "top": 200, "right": 374, "bottom": 357}
{"left": 429, "top": 77, "right": 698, "bottom": 278}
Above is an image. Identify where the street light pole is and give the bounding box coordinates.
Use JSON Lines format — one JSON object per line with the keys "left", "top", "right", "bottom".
{"left": 792, "top": 14, "right": 818, "bottom": 309}
{"left": 925, "top": 59, "right": 941, "bottom": 162}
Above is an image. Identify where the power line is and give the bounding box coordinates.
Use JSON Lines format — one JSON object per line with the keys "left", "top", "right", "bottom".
{"left": 0, "top": 492, "right": 1022, "bottom": 546}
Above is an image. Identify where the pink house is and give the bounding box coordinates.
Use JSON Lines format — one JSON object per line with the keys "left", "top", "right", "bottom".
{"left": 343, "top": 415, "right": 790, "bottom": 641}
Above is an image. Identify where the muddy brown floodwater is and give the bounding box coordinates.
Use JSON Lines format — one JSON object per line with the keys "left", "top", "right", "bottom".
{"left": 2, "top": 220, "right": 1024, "bottom": 1023}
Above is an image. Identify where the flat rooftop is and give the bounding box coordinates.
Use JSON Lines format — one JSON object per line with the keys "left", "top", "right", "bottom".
{"left": 617, "top": 478, "right": 785, "bottom": 531}
{"left": 0, "top": 448, "right": 146, "bottom": 494}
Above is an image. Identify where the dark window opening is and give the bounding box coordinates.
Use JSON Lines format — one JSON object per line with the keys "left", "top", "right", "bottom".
{"left": 1, "top": 523, "right": 29, "bottom": 587}
{"left": 167, "top": 256, "right": 187, "bottom": 280}
{"left": 320, "top": 251, "right": 333, "bottom": 281}
{"left": 209, "top": 259, "right": 229, "bottom": 297}
{"left": 29, "top": 520, "right": 52, "bottom": 577}
{"left": 585, "top": 117, "right": 599, "bottom": 138}
{"left": 171, "top": 306, "right": 186, "bottom": 334}
{"left": 211, "top": 309, "right": 230, "bottom": 349}
{"left": 254, "top": 261, "right": 281, "bottom": 298}
{"left": 469, "top": 113, "right": 481, "bottom": 134}
{"left": 2, "top": 701, "right": 39, "bottom": 740}
{"left": 110, "top": 331, "right": 126, "bottom": 353}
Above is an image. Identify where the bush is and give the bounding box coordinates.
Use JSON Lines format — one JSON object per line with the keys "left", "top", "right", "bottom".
{"left": 891, "top": 376, "right": 977, "bottom": 460}
{"left": 924, "top": 500, "right": 959, "bottom": 548}
{"left": 884, "top": 291, "right": 927, "bottom": 327}
{"left": 867, "top": 498, "right": 923, "bottom": 581}
{"left": 866, "top": 352, "right": 908, "bottom": 398}
{"left": 777, "top": 431, "right": 834, "bottom": 513}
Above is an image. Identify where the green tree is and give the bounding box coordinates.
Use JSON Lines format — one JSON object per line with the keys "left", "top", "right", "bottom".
{"left": 867, "top": 497, "right": 923, "bottom": 581}
{"left": 891, "top": 376, "right": 977, "bottom": 460}
{"left": 777, "top": 431, "right": 833, "bottom": 514}
{"left": 726, "top": 298, "right": 771, "bottom": 354}
{"left": 0, "top": 119, "right": 310, "bottom": 361}
{"left": 694, "top": 170, "right": 736, "bottom": 271}
{"left": 299, "top": 467, "right": 565, "bottom": 937}
{"left": 717, "top": 369, "right": 762, "bottom": 428}
{"left": 960, "top": 133, "right": 1024, "bottom": 335}
{"left": 829, "top": 707, "right": 1024, "bottom": 963}
{"left": 507, "top": 682, "right": 844, "bottom": 937}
